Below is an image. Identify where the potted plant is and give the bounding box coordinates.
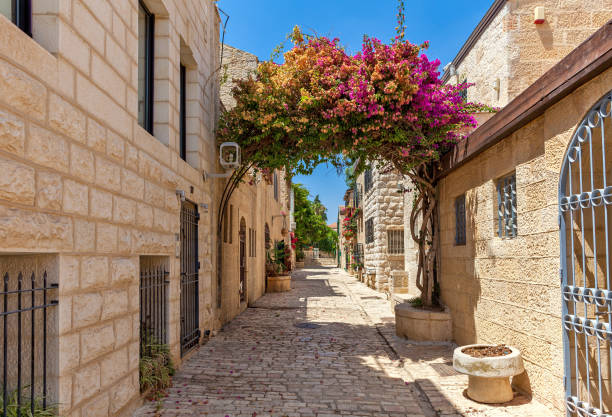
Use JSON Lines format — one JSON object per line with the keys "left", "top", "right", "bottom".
{"left": 295, "top": 247, "right": 305, "bottom": 269}
{"left": 453, "top": 344, "right": 524, "bottom": 404}
{"left": 266, "top": 240, "right": 292, "bottom": 293}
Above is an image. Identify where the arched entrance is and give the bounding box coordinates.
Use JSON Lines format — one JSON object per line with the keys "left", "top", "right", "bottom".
{"left": 239, "top": 218, "right": 247, "bottom": 302}
{"left": 559, "top": 90, "right": 612, "bottom": 415}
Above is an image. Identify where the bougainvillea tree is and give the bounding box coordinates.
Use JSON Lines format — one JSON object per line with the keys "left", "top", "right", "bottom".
{"left": 217, "top": 1, "right": 482, "bottom": 306}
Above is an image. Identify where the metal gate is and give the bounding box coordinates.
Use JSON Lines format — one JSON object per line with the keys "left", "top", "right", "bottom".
{"left": 180, "top": 201, "right": 200, "bottom": 356}
{"left": 560, "top": 90, "right": 612, "bottom": 416}
{"left": 239, "top": 218, "right": 246, "bottom": 302}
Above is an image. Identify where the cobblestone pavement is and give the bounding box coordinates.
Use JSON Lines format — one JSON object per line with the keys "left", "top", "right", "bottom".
{"left": 133, "top": 267, "right": 556, "bottom": 417}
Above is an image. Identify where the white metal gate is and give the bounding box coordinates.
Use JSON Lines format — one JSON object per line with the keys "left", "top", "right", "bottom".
{"left": 560, "top": 90, "right": 612, "bottom": 416}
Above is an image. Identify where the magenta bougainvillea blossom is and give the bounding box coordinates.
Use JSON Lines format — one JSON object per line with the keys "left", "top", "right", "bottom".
{"left": 217, "top": 26, "right": 479, "bottom": 176}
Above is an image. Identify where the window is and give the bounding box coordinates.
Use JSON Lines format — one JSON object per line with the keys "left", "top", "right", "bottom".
{"left": 365, "top": 218, "right": 374, "bottom": 244}
{"left": 387, "top": 229, "right": 404, "bottom": 255}
{"left": 179, "top": 64, "right": 186, "bottom": 161}
{"left": 138, "top": 0, "right": 154, "bottom": 133}
{"left": 364, "top": 169, "right": 373, "bottom": 194}
{"left": 273, "top": 172, "right": 279, "bottom": 201}
{"left": 353, "top": 243, "right": 364, "bottom": 264}
{"left": 496, "top": 173, "right": 517, "bottom": 239}
{"left": 264, "top": 223, "right": 271, "bottom": 249}
{"left": 455, "top": 194, "right": 466, "bottom": 246}
{"left": 459, "top": 78, "right": 468, "bottom": 101}
{"left": 1, "top": 0, "right": 31, "bottom": 35}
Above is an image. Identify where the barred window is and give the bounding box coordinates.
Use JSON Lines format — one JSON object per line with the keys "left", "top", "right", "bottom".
{"left": 455, "top": 194, "right": 466, "bottom": 246}
{"left": 365, "top": 218, "right": 374, "bottom": 244}
{"left": 496, "top": 173, "right": 517, "bottom": 239}
{"left": 387, "top": 229, "right": 404, "bottom": 255}
{"left": 364, "top": 169, "right": 373, "bottom": 194}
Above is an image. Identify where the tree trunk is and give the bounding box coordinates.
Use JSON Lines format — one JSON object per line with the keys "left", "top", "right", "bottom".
{"left": 408, "top": 164, "right": 438, "bottom": 307}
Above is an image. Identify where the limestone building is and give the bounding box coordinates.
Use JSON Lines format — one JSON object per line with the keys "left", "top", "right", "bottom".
{"left": 0, "top": 2, "right": 288, "bottom": 416}
{"left": 433, "top": 3, "right": 612, "bottom": 413}
{"left": 354, "top": 167, "right": 405, "bottom": 292}
{"left": 217, "top": 44, "right": 293, "bottom": 325}
{"left": 442, "top": 0, "right": 612, "bottom": 108}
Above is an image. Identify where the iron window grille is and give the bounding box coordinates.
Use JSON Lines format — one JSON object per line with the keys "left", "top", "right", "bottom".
{"left": 387, "top": 229, "right": 404, "bottom": 255}
{"left": 273, "top": 172, "right": 279, "bottom": 201}
{"left": 353, "top": 184, "right": 362, "bottom": 208}
{"left": 1, "top": 0, "right": 31, "bottom": 35}
{"left": 455, "top": 194, "right": 466, "bottom": 246}
{"left": 459, "top": 78, "right": 468, "bottom": 101}
{"left": 180, "top": 201, "right": 200, "bottom": 356}
{"left": 138, "top": 0, "right": 155, "bottom": 134}
{"left": 365, "top": 218, "right": 374, "bottom": 244}
{"left": 139, "top": 263, "right": 168, "bottom": 358}
{"left": 364, "top": 169, "right": 373, "bottom": 194}
{"left": 496, "top": 173, "right": 517, "bottom": 239}
{"left": 1, "top": 270, "right": 58, "bottom": 415}
{"left": 353, "top": 243, "right": 364, "bottom": 264}
{"left": 179, "top": 64, "right": 187, "bottom": 161}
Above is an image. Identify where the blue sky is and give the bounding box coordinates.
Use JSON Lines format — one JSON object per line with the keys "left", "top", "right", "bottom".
{"left": 217, "top": 0, "right": 495, "bottom": 221}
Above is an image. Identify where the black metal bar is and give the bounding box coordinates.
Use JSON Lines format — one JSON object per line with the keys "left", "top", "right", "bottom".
{"left": 30, "top": 272, "right": 35, "bottom": 415}
{"left": 17, "top": 273, "right": 22, "bottom": 414}
{"left": 42, "top": 272, "right": 47, "bottom": 409}
{"left": 3, "top": 273, "right": 7, "bottom": 417}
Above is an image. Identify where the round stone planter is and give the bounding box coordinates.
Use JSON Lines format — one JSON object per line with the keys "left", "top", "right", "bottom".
{"left": 266, "top": 275, "right": 291, "bottom": 293}
{"left": 394, "top": 303, "right": 452, "bottom": 342}
{"left": 452, "top": 344, "right": 524, "bottom": 404}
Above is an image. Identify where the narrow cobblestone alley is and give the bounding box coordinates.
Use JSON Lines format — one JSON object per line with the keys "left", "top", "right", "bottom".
{"left": 133, "top": 268, "right": 555, "bottom": 417}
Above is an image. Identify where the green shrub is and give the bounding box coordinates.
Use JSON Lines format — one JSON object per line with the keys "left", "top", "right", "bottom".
{"left": 139, "top": 338, "right": 175, "bottom": 401}
{"left": 0, "top": 388, "right": 58, "bottom": 417}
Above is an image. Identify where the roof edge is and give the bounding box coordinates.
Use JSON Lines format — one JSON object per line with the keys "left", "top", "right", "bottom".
{"left": 441, "top": 0, "right": 507, "bottom": 83}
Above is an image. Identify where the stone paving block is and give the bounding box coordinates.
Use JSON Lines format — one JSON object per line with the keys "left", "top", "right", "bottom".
{"left": 133, "top": 267, "right": 557, "bottom": 417}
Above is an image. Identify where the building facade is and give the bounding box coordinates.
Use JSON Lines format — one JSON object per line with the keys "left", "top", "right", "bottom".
{"left": 357, "top": 167, "right": 405, "bottom": 292}
{"left": 0, "top": 3, "right": 287, "bottom": 417}
{"left": 442, "top": 0, "right": 612, "bottom": 108}
{"left": 435, "top": 3, "right": 612, "bottom": 413}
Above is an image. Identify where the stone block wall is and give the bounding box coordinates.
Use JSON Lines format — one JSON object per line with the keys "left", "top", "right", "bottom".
{"left": 449, "top": 1, "right": 612, "bottom": 108}
{"left": 0, "top": 1, "right": 229, "bottom": 415}
{"left": 360, "top": 168, "right": 404, "bottom": 292}
{"left": 437, "top": 65, "right": 612, "bottom": 413}
{"left": 217, "top": 45, "right": 291, "bottom": 324}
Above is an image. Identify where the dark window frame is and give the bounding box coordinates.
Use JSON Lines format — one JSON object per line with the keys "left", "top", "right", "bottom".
{"left": 455, "top": 194, "right": 466, "bottom": 246}
{"left": 8, "top": 0, "right": 31, "bottom": 35}
{"left": 364, "top": 169, "right": 373, "bottom": 194}
{"left": 365, "top": 218, "right": 374, "bottom": 244}
{"left": 139, "top": 0, "right": 155, "bottom": 134}
{"left": 179, "top": 64, "right": 187, "bottom": 161}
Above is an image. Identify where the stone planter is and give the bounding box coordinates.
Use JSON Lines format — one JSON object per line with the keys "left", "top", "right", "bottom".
{"left": 394, "top": 303, "right": 452, "bottom": 342}
{"left": 266, "top": 275, "right": 291, "bottom": 293}
{"left": 366, "top": 269, "right": 376, "bottom": 288}
{"left": 453, "top": 344, "right": 524, "bottom": 404}
{"left": 295, "top": 261, "right": 305, "bottom": 269}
